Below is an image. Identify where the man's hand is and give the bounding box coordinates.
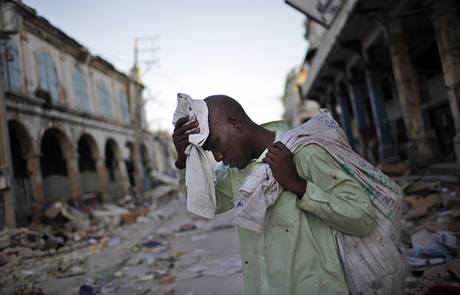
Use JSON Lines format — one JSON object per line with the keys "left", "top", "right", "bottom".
{"left": 172, "top": 116, "right": 200, "bottom": 169}
{"left": 262, "top": 142, "right": 307, "bottom": 198}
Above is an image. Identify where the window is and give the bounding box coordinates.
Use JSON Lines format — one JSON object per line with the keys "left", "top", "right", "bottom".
{"left": 119, "top": 91, "right": 130, "bottom": 123}
{"left": 37, "top": 52, "right": 59, "bottom": 103}
{"left": 73, "top": 67, "right": 90, "bottom": 112}
{"left": 98, "top": 82, "right": 113, "bottom": 118}
{"left": 0, "top": 39, "right": 21, "bottom": 92}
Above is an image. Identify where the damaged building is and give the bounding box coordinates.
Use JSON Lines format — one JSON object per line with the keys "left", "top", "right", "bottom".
{"left": 286, "top": 0, "right": 460, "bottom": 175}
{"left": 0, "top": 0, "right": 173, "bottom": 229}
{"left": 281, "top": 65, "right": 321, "bottom": 127}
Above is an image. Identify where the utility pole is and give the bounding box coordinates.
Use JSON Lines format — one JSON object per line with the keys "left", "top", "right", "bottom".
{"left": 134, "top": 36, "right": 158, "bottom": 75}
{"left": 131, "top": 37, "right": 158, "bottom": 197}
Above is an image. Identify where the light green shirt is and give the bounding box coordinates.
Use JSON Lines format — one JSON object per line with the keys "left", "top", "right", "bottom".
{"left": 177, "top": 121, "right": 376, "bottom": 295}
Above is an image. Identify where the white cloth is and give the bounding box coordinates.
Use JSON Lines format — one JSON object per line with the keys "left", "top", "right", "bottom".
{"left": 233, "top": 109, "right": 407, "bottom": 295}
{"left": 172, "top": 93, "right": 216, "bottom": 218}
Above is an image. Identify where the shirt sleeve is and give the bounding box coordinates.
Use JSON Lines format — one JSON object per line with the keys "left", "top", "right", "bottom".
{"left": 294, "top": 144, "right": 376, "bottom": 237}
{"left": 176, "top": 163, "right": 235, "bottom": 214}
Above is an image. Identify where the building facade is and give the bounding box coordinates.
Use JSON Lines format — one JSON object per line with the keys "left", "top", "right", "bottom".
{"left": 287, "top": 0, "right": 460, "bottom": 173}
{"left": 281, "top": 65, "right": 320, "bottom": 127}
{"left": 0, "top": 1, "right": 171, "bottom": 228}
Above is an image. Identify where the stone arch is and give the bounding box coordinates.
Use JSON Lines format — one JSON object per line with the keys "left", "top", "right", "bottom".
{"left": 78, "top": 133, "right": 101, "bottom": 194}
{"left": 8, "top": 120, "right": 35, "bottom": 225}
{"left": 40, "top": 128, "right": 74, "bottom": 202}
{"left": 104, "top": 138, "right": 123, "bottom": 200}
{"left": 8, "top": 120, "right": 34, "bottom": 168}
{"left": 78, "top": 133, "right": 100, "bottom": 161}
{"left": 39, "top": 127, "right": 75, "bottom": 160}
{"left": 105, "top": 138, "right": 121, "bottom": 160}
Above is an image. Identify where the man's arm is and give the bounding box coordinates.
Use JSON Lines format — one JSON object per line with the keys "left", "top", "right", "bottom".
{"left": 264, "top": 142, "right": 376, "bottom": 237}
{"left": 293, "top": 144, "right": 376, "bottom": 237}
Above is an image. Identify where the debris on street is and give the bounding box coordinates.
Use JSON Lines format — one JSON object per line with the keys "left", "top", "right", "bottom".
{"left": 395, "top": 175, "right": 460, "bottom": 294}
{"left": 2, "top": 158, "right": 456, "bottom": 295}
{"left": 0, "top": 184, "right": 244, "bottom": 295}
{"left": 0, "top": 179, "right": 183, "bottom": 294}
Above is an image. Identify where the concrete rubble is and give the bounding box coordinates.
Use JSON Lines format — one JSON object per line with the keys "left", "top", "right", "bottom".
{"left": 0, "top": 174, "right": 243, "bottom": 295}
{"left": 0, "top": 177, "right": 182, "bottom": 294}
{"left": 394, "top": 173, "right": 460, "bottom": 294}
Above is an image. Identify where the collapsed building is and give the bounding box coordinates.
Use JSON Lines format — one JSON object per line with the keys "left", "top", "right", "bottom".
{"left": 0, "top": 0, "right": 174, "bottom": 228}
{"left": 285, "top": 0, "right": 460, "bottom": 174}
{"left": 283, "top": 2, "right": 460, "bottom": 291}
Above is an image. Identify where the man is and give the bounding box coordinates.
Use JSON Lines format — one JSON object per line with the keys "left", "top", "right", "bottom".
{"left": 173, "top": 95, "right": 376, "bottom": 294}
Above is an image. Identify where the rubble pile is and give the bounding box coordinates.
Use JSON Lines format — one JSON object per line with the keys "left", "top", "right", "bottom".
{"left": 0, "top": 177, "right": 180, "bottom": 295}
{"left": 396, "top": 176, "right": 460, "bottom": 294}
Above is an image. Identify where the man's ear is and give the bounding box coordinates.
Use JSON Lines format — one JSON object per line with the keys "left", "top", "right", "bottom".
{"left": 226, "top": 114, "right": 242, "bottom": 132}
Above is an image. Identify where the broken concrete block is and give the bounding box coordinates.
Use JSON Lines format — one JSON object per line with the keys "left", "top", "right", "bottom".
{"left": 159, "top": 274, "right": 176, "bottom": 285}
{"left": 121, "top": 212, "right": 139, "bottom": 225}
{"left": 406, "top": 193, "right": 441, "bottom": 218}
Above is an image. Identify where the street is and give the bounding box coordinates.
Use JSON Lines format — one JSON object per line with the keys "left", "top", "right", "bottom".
{"left": 1, "top": 196, "right": 244, "bottom": 295}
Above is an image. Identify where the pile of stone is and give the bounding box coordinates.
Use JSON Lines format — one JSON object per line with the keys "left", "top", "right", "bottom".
{"left": 395, "top": 176, "right": 460, "bottom": 294}
{"left": 0, "top": 178, "right": 180, "bottom": 294}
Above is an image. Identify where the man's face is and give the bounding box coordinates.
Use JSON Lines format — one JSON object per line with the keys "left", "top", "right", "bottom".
{"left": 203, "top": 115, "right": 252, "bottom": 169}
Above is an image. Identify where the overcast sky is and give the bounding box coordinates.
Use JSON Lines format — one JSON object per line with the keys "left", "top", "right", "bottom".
{"left": 25, "top": 0, "right": 307, "bottom": 131}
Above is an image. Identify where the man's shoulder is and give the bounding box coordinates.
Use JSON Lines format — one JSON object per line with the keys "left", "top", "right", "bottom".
{"left": 293, "top": 143, "right": 330, "bottom": 163}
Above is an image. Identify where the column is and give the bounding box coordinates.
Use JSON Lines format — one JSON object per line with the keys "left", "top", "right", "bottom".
{"left": 0, "top": 80, "right": 15, "bottom": 226}
{"left": 346, "top": 79, "right": 370, "bottom": 157}
{"left": 364, "top": 68, "right": 400, "bottom": 164}
{"left": 26, "top": 154, "right": 45, "bottom": 204}
{"left": 65, "top": 155, "right": 81, "bottom": 199}
{"left": 336, "top": 93, "right": 354, "bottom": 146}
{"left": 387, "top": 15, "right": 433, "bottom": 163}
{"left": 118, "top": 158, "right": 130, "bottom": 195}
{"left": 133, "top": 150, "right": 144, "bottom": 194}
{"left": 432, "top": 0, "right": 460, "bottom": 165}
{"left": 347, "top": 80, "right": 368, "bottom": 130}
{"left": 95, "top": 158, "right": 107, "bottom": 196}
